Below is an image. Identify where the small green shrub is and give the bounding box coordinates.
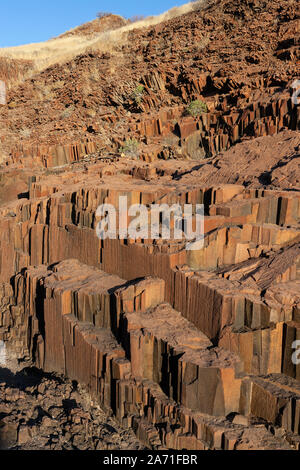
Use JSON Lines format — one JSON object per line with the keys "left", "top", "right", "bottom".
{"left": 119, "top": 138, "right": 140, "bottom": 159}
{"left": 131, "top": 84, "right": 145, "bottom": 105}
{"left": 186, "top": 99, "right": 208, "bottom": 117}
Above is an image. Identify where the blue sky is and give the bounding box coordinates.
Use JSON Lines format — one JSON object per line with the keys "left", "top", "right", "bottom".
{"left": 0, "top": 0, "right": 188, "bottom": 47}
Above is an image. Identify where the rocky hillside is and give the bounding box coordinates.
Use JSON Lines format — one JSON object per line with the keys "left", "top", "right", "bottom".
{"left": 58, "top": 14, "right": 129, "bottom": 39}
{"left": 0, "top": 0, "right": 298, "bottom": 162}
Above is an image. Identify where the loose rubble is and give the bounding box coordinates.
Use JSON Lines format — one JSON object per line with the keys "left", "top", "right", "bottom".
{"left": 0, "top": 359, "right": 144, "bottom": 450}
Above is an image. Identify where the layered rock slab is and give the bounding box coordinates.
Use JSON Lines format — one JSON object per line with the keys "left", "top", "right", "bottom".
{"left": 1, "top": 259, "right": 286, "bottom": 449}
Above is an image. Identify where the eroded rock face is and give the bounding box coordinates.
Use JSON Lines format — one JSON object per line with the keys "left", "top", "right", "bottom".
{"left": 0, "top": 0, "right": 299, "bottom": 451}
{"left": 1, "top": 165, "right": 300, "bottom": 449}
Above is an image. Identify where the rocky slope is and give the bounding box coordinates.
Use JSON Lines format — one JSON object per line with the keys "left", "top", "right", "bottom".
{"left": 0, "top": 0, "right": 299, "bottom": 451}
{"left": 58, "top": 14, "right": 129, "bottom": 39}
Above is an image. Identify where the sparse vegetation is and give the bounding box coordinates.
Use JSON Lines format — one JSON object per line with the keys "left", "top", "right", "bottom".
{"left": 36, "top": 84, "right": 55, "bottom": 101}
{"left": 131, "top": 84, "right": 145, "bottom": 105}
{"left": 85, "top": 108, "right": 97, "bottom": 118}
{"left": 162, "top": 134, "right": 180, "bottom": 148}
{"left": 119, "top": 138, "right": 140, "bottom": 159}
{"left": 191, "top": 0, "right": 206, "bottom": 11}
{"left": 61, "top": 104, "right": 75, "bottom": 119}
{"left": 195, "top": 36, "right": 210, "bottom": 50}
{"left": 186, "top": 99, "right": 208, "bottom": 117}
{"left": 19, "top": 128, "right": 31, "bottom": 138}
{"left": 129, "top": 15, "right": 145, "bottom": 23}
{"left": 96, "top": 12, "right": 112, "bottom": 19}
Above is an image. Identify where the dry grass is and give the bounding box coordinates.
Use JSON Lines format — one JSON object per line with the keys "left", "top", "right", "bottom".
{"left": 0, "top": 2, "right": 207, "bottom": 77}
